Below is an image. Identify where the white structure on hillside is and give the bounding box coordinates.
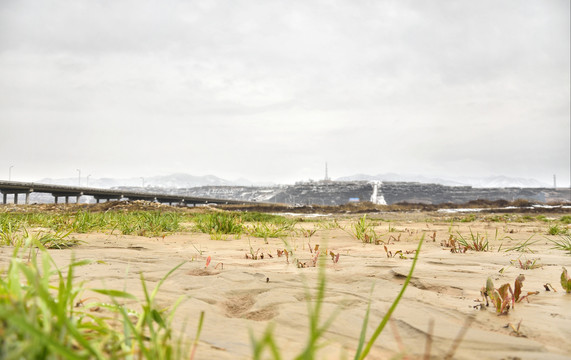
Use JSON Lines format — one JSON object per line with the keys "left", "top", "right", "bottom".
{"left": 370, "top": 181, "right": 387, "bottom": 205}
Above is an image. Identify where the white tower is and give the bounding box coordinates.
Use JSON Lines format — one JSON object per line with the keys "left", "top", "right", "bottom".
{"left": 370, "top": 181, "right": 387, "bottom": 205}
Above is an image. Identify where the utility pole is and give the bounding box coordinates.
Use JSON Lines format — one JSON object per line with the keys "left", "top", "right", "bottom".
{"left": 8, "top": 165, "right": 13, "bottom": 181}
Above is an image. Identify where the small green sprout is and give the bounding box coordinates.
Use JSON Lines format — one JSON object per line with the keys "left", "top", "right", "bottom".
{"left": 481, "top": 275, "right": 537, "bottom": 315}
{"left": 561, "top": 267, "right": 571, "bottom": 293}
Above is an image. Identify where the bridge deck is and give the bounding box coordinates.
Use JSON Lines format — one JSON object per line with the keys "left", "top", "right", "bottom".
{"left": 0, "top": 180, "right": 254, "bottom": 205}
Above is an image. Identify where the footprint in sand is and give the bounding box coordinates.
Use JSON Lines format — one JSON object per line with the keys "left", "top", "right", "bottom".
{"left": 223, "top": 293, "right": 278, "bottom": 321}
{"left": 187, "top": 268, "right": 220, "bottom": 276}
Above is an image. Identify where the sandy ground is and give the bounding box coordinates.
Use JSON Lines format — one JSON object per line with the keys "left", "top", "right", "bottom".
{"left": 1, "top": 211, "right": 570, "bottom": 359}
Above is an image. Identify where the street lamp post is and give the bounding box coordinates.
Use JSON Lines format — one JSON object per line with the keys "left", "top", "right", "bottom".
{"left": 76, "top": 169, "right": 81, "bottom": 186}
{"left": 9, "top": 165, "right": 14, "bottom": 181}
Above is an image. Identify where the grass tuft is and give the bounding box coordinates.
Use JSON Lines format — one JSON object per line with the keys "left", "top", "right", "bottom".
{"left": 549, "top": 235, "right": 571, "bottom": 254}
{"left": 547, "top": 223, "right": 568, "bottom": 236}
{"left": 455, "top": 229, "right": 489, "bottom": 252}
{"left": 351, "top": 215, "right": 381, "bottom": 244}
{"left": 193, "top": 212, "right": 244, "bottom": 238}
{"left": 0, "top": 210, "right": 184, "bottom": 238}
{"left": 0, "top": 246, "right": 196, "bottom": 359}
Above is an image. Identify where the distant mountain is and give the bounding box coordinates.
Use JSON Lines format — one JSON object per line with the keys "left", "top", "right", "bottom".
{"left": 143, "top": 173, "right": 233, "bottom": 188}
{"left": 457, "top": 175, "right": 551, "bottom": 188}
{"left": 335, "top": 173, "right": 551, "bottom": 188}
{"left": 335, "top": 173, "right": 465, "bottom": 186}
{"left": 35, "top": 172, "right": 552, "bottom": 189}
{"left": 36, "top": 173, "right": 267, "bottom": 189}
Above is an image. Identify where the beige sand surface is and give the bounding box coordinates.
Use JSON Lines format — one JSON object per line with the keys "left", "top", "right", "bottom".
{"left": 1, "top": 211, "right": 570, "bottom": 359}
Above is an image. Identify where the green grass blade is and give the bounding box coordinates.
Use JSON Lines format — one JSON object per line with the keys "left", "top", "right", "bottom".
{"left": 150, "top": 261, "right": 187, "bottom": 301}
{"left": 358, "top": 236, "right": 424, "bottom": 360}
{"left": 353, "top": 291, "right": 373, "bottom": 360}
{"left": 91, "top": 289, "right": 138, "bottom": 300}
{"left": 1, "top": 311, "right": 84, "bottom": 360}
{"left": 190, "top": 311, "right": 205, "bottom": 360}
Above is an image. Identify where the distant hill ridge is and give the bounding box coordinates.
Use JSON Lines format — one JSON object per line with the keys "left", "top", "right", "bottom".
{"left": 37, "top": 173, "right": 263, "bottom": 189}
{"left": 335, "top": 174, "right": 550, "bottom": 188}
{"left": 37, "top": 172, "right": 551, "bottom": 189}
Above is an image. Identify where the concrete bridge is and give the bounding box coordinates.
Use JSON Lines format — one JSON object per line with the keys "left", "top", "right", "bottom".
{"left": 0, "top": 180, "right": 256, "bottom": 206}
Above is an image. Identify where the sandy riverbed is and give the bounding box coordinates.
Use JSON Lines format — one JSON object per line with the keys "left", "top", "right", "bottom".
{"left": 1, "top": 210, "right": 570, "bottom": 359}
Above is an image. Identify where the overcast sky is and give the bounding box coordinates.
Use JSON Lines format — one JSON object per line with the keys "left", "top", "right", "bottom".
{"left": 1, "top": 0, "right": 569, "bottom": 186}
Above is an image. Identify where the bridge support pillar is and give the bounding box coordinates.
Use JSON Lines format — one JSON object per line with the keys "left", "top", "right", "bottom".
{"left": 65, "top": 196, "right": 69, "bottom": 204}
{"left": 2, "top": 193, "right": 6, "bottom": 204}
{"left": 76, "top": 196, "right": 80, "bottom": 204}
{"left": 14, "top": 193, "right": 18, "bottom": 204}
{"left": 25, "top": 192, "right": 30, "bottom": 205}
